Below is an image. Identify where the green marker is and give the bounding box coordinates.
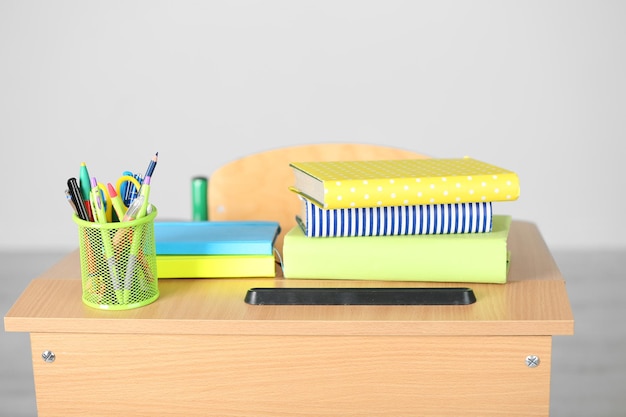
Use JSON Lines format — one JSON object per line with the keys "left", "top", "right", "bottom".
{"left": 79, "top": 162, "right": 93, "bottom": 221}
{"left": 192, "top": 176, "right": 208, "bottom": 221}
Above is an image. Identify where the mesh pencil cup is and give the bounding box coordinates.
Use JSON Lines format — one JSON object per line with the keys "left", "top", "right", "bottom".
{"left": 73, "top": 207, "right": 159, "bottom": 310}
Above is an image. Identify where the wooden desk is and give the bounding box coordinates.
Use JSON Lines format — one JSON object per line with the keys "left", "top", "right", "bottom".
{"left": 4, "top": 220, "right": 573, "bottom": 417}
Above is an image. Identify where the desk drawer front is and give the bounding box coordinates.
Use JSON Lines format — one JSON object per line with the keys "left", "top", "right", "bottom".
{"left": 30, "top": 333, "right": 551, "bottom": 417}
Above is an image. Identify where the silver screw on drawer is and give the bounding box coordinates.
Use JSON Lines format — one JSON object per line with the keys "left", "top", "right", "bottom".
{"left": 525, "top": 355, "right": 540, "bottom": 368}
{"left": 42, "top": 350, "right": 56, "bottom": 363}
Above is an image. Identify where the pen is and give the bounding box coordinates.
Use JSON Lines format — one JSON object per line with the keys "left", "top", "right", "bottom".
{"left": 122, "top": 195, "right": 145, "bottom": 223}
{"left": 122, "top": 176, "right": 150, "bottom": 222}
{"left": 123, "top": 176, "right": 152, "bottom": 302}
{"left": 113, "top": 191, "right": 144, "bottom": 248}
{"left": 79, "top": 162, "right": 94, "bottom": 221}
{"left": 126, "top": 173, "right": 143, "bottom": 206}
{"left": 90, "top": 177, "right": 107, "bottom": 223}
{"left": 120, "top": 170, "right": 133, "bottom": 206}
{"left": 67, "top": 177, "right": 89, "bottom": 221}
{"left": 69, "top": 177, "right": 98, "bottom": 282}
{"left": 65, "top": 189, "right": 77, "bottom": 215}
{"left": 91, "top": 177, "right": 124, "bottom": 304}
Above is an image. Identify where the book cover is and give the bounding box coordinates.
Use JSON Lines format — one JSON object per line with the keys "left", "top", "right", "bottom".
{"left": 154, "top": 221, "right": 280, "bottom": 255}
{"left": 283, "top": 215, "right": 512, "bottom": 283}
{"left": 289, "top": 157, "right": 519, "bottom": 209}
{"left": 297, "top": 196, "right": 493, "bottom": 237}
{"left": 156, "top": 254, "right": 277, "bottom": 278}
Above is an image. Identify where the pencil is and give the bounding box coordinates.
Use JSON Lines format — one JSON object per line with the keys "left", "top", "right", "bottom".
{"left": 144, "top": 152, "right": 158, "bottom": 179}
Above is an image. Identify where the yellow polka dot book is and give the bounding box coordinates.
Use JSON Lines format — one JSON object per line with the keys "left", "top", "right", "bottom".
{"left": 288, "top": 157, "right": 520, "bottom": 210}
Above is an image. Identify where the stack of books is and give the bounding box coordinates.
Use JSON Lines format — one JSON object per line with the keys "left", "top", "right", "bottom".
{"left": 283, "top": 157, "right": 520, "bottom": 283}
{"left": 154, "top": 221, "right": 280, "bottom": 278}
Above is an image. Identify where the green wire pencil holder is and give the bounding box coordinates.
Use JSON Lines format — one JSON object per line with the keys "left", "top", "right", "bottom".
{"left": 73, "top": 207, "right": 159, "bottom": 310}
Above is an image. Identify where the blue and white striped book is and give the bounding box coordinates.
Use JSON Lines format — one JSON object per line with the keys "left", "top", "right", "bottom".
{"left": 297, "top": 197, "right": 493, "bottom": 237}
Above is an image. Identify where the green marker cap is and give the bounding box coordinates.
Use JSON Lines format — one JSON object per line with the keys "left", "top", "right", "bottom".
{"left": 192, "top": 176, "right": 208, "bottom": 221}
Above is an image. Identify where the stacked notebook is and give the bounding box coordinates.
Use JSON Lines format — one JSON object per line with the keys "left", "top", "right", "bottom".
{"left": 283, "top": 157, "right": 519, "bottom": 283}
{"left": 154, "top": 221, "right": 280, "bottom": 278}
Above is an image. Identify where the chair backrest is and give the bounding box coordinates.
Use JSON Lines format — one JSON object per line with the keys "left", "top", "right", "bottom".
{"left": 208, "top": 143, "right": 428, "bottom": 254}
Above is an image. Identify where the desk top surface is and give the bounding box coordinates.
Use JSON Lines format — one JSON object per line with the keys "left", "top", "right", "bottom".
{"left": 4, "top": 220, "right": 574, "bottom": 336}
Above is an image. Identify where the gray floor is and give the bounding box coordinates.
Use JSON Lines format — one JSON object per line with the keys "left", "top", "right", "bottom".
{"left": 1, "top": 249, "right": 625, "bottom": 416}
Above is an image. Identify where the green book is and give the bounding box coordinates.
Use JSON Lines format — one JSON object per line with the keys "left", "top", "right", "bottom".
{"left": 282, "top": 215, "right": 512, "bottom": 283}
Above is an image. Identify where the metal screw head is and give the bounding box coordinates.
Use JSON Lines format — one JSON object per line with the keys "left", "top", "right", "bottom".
{"left": 525, "top": 355, "right": 540, "bottom": 368}
{"left": 42, "top": 351, "right": 56, "bottom": 363}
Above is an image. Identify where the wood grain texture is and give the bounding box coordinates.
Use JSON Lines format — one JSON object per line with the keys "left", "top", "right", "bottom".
{"left": 207, "top": 143, "right": 427, "bottom": 254}
{"left": 4, "top": 221, "right": 574, "bottom": 337}
{"left": 5, "top": 219, "right": 573, "bottom": 417}
{"left": 31, "top": 333, "right": 552, "bottom": 417}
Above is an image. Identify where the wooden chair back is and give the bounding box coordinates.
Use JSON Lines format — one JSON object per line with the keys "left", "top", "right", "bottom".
{"left": 207, "top": 143, "right": 428, "bottom": 254}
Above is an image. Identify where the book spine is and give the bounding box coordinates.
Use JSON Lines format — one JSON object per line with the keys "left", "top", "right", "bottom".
{"left": 301, "top": 199, "right": 492, "bottom": 237}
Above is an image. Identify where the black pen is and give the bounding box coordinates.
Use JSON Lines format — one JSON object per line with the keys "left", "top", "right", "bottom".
{"left": 67, "top": 177, "right": 89, "bottom": 221}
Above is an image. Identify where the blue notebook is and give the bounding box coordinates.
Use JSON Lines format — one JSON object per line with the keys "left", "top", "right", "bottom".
{"left": 154, "top": 221, "right": 280, "bottom": 255}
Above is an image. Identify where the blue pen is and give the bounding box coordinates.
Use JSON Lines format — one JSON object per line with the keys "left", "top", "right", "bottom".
{"left": 122, "top": 171, "right": 143, "bottom": 206}
{"left": 120, "top": 171, "right": 134, "bottom": 206}
{"left": 129, "top": 173, "right": 143, "bottom": 205}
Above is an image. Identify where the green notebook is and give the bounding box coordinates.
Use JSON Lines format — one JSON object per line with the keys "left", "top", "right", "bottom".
{"left": 282, "top": 215, "right": 512, "bottom": 284}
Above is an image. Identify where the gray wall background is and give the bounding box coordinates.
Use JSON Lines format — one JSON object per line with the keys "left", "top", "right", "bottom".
{"left": 1, "top": 1, "right": 624, "bottom": 252}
